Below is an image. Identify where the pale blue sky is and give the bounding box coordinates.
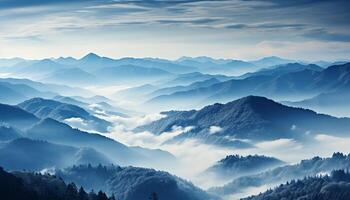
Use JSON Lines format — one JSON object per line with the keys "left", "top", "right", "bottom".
{"left": 0, "top": 0, "right": 349, "bottom": 61}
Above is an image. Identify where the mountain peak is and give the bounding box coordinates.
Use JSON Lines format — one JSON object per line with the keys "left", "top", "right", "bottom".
{"left": 80, "top": 52, "right": 101, "bottom": 61}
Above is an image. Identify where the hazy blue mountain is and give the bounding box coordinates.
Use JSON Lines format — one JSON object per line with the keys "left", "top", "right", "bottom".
{"left": 89, "top": 101, "right": 130, "bottom": 118}
{"left": 209, "top": 152, "right": 350, "bottom": 196}
{"left": 310, "top": 62, "right": 350, "bottom": 91}
{"left": 163, "top": 72, "right": 231, "bottom": 87}
{"left": 76, "top": 53, "right": 116, "bottom": 72}
{"left": 0, "top": 138, "right": 112, "bottom": 171}
{"left": 139, "top": 96, "right": 350, "bottom": 143}
{"left": 26, "top": 118, "right": 174, "bottom": 166}
{"left": 0, "top": 81, "right": 56, "bottom": 104}
{"left": 250, "top": 56, "right": 295, "bottom": 67}
{"left": 54, "top": 95, "right": 131, "bottom": 117}
{"left": 242, "top": 169, "right": 350, "bottom": 200}
{"left": 15, "top": 59, "right": 69, "bottom": 78}
{"left": 312, "top": 60, "right": 348, "bottom": 67}
{"left": 113, "top": 84, "right": 159, "bottom": 100}
{"left": 205, "top": 155, "right": 284, "bottom": 180}
{"left": 0, "top": 57, "right": 26, "bottom": 67}
{"left": 0, "top": 77, "right": 94, "bottom": 97}
{"left": 148, "top": 78, "right": 221, "bottom": 99}
{"left": 57, "top": 164, "right": 219, "bottom": 200}
{"left": 0, "top": 103, "right": 39, "bottom": 130}
{"left": 176, "top": 56, "right": 232, "bottom": 65}
{"left": 285, "top": 88, "right": 350, "bottom": 117}
{"left": 115, "top": 57, "right": 197, "bottom": 74}
{"left": 93, "top": 65, "right": 173, "bottom": 84}
{"left": 239, "top": 63, "right": 323, "bottom": 79}
{"left": 0, "top": 125, "right": 22, "bottom": 141}
{"left": 42, "top": 67, "right": 97, "bottom": 85}
{"left": 0, "top": 166, "right": 113, "bottom": 200}
{"left": 26, "top": 118, "right": 135, "bottom": 163}
{"left": 53, "top": 95, "right": 89, "bottom": 107}
{"left": 18, "top": 98, "right": 112, "bottom": 132}
{"left": 176, "top": 57, "right": 257, "bottom": 75}
{"left": 0, "top": 84, "right": 27, "bottom": 104}
{"left": 147, "top": 63, "right": 350, "bottom": 110}
{"left": 53, "top": 95, "right": 130, "bottom": 117}
{"left": 54, "top": 56, "right": 78, "bottom": 65}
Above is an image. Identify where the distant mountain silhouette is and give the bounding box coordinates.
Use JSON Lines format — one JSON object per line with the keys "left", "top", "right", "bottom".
{"left": 114, "top": 57, "right": 197, "bottom": 74}
{"left": 148, "top": 78, "right": 221, "bottom": 99}
{"left": 146, "top": 62, "right": 350, "bottom": 110}
{"left": 42, "top": 67, "right": 97, "bottom": 85}
{"left": 0, "top": 126, "right": 22, "bottom": 141}
{"left": 25, "top": 117, "right": 174, "bottom": 167}
{"left": 0, "top": 57, "right": 26, "bottom": 67}
{"left": 285, "top": 88, "right": 350, "bottom": 117}
{"left": 113, "top": 84, "right": 159, "bottom": 101}
{"left": 209, "top": 152, "right": 350, "bottom": 196}
{"left": 176, "top": 57, "right": 258, "bottom": 75}
{"left": 239, "top": 63, "right": 323, "bottom": 79}
{"left": 18, "top": 98, "right": 111, "bottom": 132}
{"left": 16, "top": 59, "right": 69, "bottom": 79}
{"left": 0, "top": 77, "right": 93, "bottom": 97}
{"left": 250, "top": 56, "right": 295, "bottom": 67}
{"left": 0, "top": 138, "right": 112, "bottom": 171}
{"left": 138, "top": 96, "right": 350, "bottom": 144}
{"left": 93, "top": 65, "right": 173, "bottom": 84}
{"left": 0, "top": 103, "right": 39, "bottom": 130}
{"left": 163, "top": 72, "right": 231, "bottom": 87}
{"left": 0, "top": 81, "right": 56, "bottom": 104}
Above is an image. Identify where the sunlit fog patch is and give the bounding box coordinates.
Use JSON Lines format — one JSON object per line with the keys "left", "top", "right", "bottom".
{"left": 84, "top": 85, "right": 130, "bottom": 97}
{"left": 315, "top": 134, "right": 350, "bottom": 154}
{"left": 209, "top": 126, "right": 223, "bottom": 134}
{"left": 256, "top": 138, "right": 302, "bottom": 150}
{"left": 98, "top": 113, "right": 166, "bottom": 130}
{"left": 64, "top": 117, "right": 89, "bottom": 130}
{"left": 107, "top": 124, "right": 194, "bottom": 148}
{"left": 160, "top": 139, "right": 236, "bottom": 189}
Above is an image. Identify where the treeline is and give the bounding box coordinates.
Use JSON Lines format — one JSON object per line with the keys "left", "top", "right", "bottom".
{"left": 242, "top": 169, "right": 350, "bottom": 200}
{"left": 0, "top": 166, "right": 115, "bottom": 200}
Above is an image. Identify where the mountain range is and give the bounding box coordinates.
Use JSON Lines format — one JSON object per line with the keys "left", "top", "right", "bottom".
{"left": 0, "top": 101, "right": 174, "bottom": 167}
{"left": 18, "top": 98, "right": 112, "bottom": 132}
{"left": 137, "top": 96, "right": 350, "bottom": 146}
{"left": 145, "top": 62, "right": 350, "bottom": 111}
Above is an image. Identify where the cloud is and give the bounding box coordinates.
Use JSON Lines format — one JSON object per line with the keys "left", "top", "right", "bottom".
{"left": 1, "top": 0, "right": 350, "bottom": 60}
{"left": 155, "top": 18, "right": 221, "bottom": 26}
{"left": 225, "top": 23, "right": 306, "bottom": 30}
{"left": 209, "top": 126, "right": 223, "bottom": 134}
{"left": 256, "top": 138, "right": 302, "bottom": 150}
{"left": 304, "top": 28, "right": 350, "bottom": 42}
{"left": 315, "top": 134, "right": 350, "bottom": 152}
{"left": 99, "top": 113, "right": 166, "bottom": 130}
{"left": 64, "top": 117, "right": 89, "bottom": 130}
{"left": 107, "top": 124, "right": 194, "bottom": 148}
